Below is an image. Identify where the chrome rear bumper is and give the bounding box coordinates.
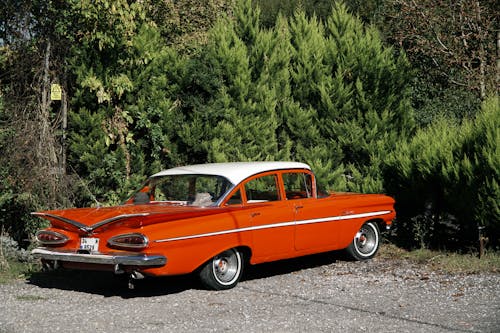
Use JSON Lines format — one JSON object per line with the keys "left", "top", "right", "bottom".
{"left": 31, "top": 248, "right": 167, "bottom": 266}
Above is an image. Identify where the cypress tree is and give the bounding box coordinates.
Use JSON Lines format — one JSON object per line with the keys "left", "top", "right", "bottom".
{"left": 285, "top": 10, "right": 344, "bottom": 188}
{"left": 178, "top": 17, "right": 253, "bottom": 162}
{"left": 284, "top": 3, "right": 413, "bottom": 192}
{"left": 320, "top": 3, "right": 413, "bottom": 192}
{"left": 180, "top": 0, "right": 282, "bottom": 163}
{"left": 386, "top": 97, "right": 499, "bottom": 248}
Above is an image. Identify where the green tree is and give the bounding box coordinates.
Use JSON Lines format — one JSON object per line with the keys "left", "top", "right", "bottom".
{"left": 284, "top": 10, "right": 340, "bottom": 186}
{"left": 178, "top": 4, "right": 281, "bottom": 163}
{"left": 147, "top": 0, "right": 232, "bottom": 52}
{"left": 254, "top": 0, "right": 338, "bottom": 28}
{"left": 177, "top": 1, "right": 414, "bottom": 195}
{"left": 288, "top": 3, "right": 414, "bottom": 192}
{"left": 0, "top": 0, "right": 76, "bottom": 243}
{"left": 386, "top": 96, "right": 499, "bottom": 249}
{"left": 253, "top": 0, "right": 388, "bottom": 27}
{"left": 68, "top": 0, "right": 182, "bottom": 204}
{"left": 382, "top": 0, "right": 497, "bottom": 125}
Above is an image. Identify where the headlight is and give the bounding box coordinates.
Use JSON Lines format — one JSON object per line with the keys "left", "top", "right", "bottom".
{"left": 108, "top": 233, "right": 149, "bottom": 249}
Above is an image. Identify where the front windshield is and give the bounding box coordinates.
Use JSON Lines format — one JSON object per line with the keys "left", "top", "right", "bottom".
{"left": 134, "top": 174, "right": 233, "bottom": 207}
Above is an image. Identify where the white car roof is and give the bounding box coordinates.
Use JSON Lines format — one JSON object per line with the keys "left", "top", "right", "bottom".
{"left": 152, "top": 161, "right": 311, "bottom": 185}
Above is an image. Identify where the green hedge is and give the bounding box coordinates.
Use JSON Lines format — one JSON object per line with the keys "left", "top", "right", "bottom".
{"left": 385, "top": 97, "right": 499, "bottom": 249}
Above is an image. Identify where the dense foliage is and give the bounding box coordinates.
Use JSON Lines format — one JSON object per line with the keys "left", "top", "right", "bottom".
{"left": 256, "top": 0, "right": 498, "bottom": 126}
{"left": 177, "top": 1, "right": 413, "bottom": 194}
{"left": 0, "top": 0, "right": 498, "bottom": 250}
{"left": 386, "top": 97, "right": 499, "bottom": 249}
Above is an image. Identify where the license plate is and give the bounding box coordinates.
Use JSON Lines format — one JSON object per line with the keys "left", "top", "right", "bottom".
{"left": 80, "top": 238, "right": 99, "bottom": 252}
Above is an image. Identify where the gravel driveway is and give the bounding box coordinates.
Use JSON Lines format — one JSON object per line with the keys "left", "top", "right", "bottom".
{"left": 1, "top": 253, "right": 499, "bottom": 333}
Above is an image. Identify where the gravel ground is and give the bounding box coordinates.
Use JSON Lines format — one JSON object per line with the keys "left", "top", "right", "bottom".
{"left": 1, "top": 253, "right": 499, "bottom": 333}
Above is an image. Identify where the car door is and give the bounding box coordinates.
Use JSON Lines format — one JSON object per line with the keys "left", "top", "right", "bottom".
{"left": 282, "top": 171, "right": 345, "bottom": 252}
{"left": 243, "top": 173, "right": 295, "bottom": 262}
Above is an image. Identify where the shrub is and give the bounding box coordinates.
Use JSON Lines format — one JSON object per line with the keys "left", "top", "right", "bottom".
{"left": 386, "top": 96, "right": 499, "bottom": 249}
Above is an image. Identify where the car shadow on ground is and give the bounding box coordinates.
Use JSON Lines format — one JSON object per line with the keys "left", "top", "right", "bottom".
{"left": 27, "top": 269, "right": 197, "bottom": 298}
{"left": 27, "top": 250, "right": 347, "bottom": 298}
{"left": 242, "top": 250, "right": 345, "bottom": 282}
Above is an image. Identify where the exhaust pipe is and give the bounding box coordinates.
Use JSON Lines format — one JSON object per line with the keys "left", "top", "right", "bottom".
{"left": 128, "top": 270, "right": 144, "bottom": 290}
{"left": 114, "top": 264, "right": 124, "bottom": 274}
{"left": 131, "top": 271, "right": 144, "bottom": 280}
{"left": 42, "top": 260, "right": 59, "bottom": 271}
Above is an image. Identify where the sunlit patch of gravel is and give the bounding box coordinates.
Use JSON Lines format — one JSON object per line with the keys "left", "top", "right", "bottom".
{"left": 1, "top": 256, "right": 499, "bottom": 333}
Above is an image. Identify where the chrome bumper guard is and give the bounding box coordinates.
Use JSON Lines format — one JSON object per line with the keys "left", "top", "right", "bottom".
{"left": 31, "top": 248, "right": 167, "bottom": 266}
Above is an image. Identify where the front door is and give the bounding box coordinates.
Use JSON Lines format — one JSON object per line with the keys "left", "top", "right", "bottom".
{"left": 244, "top": 173, "right": 295, "bottom": 261}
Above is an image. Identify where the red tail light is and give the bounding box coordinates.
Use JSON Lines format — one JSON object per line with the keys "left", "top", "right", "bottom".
{"left": 108, "top": 233, "right": 149, "bottom": 249}
{"left": 36, "top": 230, "right": 68, "bottom": 245}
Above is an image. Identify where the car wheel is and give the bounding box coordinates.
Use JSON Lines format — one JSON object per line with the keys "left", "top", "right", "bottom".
{"left": 346, "top": 221, "right": 380, "bottom": 260}
{"left": 199, "top": 248, "right": 244, "bottom": 290}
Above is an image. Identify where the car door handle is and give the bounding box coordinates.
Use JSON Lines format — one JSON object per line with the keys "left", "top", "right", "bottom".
{"left": 250, "top": 212, "right": 261, "bottom": 217}
{"left": 295, "top": 205, "right": 304, "bottom": 210}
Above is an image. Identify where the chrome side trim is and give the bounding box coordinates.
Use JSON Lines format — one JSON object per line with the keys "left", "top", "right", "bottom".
{"left": 31, "top": 248, "right": 166, "bottom": 266}
{"left": 91, "top": 213, "right": 151, "bottom": 230}
{"left": 31, "top": 213, "right": 89, "bottom": 231}
{"left": 295, "top": 210, "right": 393, "bottom": 226}
{"left": 156, "top": 221, "right": 297, "bottom": 243}
{"left": 155, "top": 210, "right": 392, "bottom": 243}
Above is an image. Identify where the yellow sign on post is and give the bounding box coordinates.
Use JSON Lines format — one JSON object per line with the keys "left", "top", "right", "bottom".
{"left": 51, "top": 84, "right": 62, "bottom": 101}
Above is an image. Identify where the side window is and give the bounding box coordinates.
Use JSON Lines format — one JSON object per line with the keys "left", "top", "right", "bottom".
{"left": 283, "top": 172, "right": 312, "bottom": 199}
{"left": 154, "top": 176, "right": 187, "bottom": 201}
{"left": 245, "top": 175, "right": 280, "bottom": 203}
{"left": 225, "top": 189, "right": 242, "bottom": 205}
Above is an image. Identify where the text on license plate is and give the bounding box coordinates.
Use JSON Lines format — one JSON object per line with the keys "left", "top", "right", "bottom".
{"left": 80, "top": 238, "right": 99, "bottom": 252}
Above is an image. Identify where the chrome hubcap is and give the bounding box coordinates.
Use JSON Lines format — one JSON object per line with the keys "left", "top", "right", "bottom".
{"left": 212, "top": 249, "right": 241, "bottom": 285}
{"left": 354, "top": 224, "right": 377, "bottom": 256}
{"left": 359, "top": 234, "right": 367, "bottom": 246}
{"left": 214, "top": 258, "right": 228, "bottom": 274}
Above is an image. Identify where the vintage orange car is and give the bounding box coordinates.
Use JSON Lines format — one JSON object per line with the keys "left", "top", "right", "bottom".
{"left": 31, "top": 162, "right": 395, "bottom": 289}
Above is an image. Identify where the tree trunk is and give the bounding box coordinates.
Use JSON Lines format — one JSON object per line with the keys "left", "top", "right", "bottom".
{"left": 60, "top": 82, "right": 68, "bottom": 175}
{"left": 497, "top": 30, "right": 499, "bottom": 95}
{"left": 474, "top": 1, "right": 486, "bottom": 99}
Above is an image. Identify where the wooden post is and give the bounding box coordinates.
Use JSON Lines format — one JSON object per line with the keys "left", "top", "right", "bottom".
{"left": 478, "top": 226, "right": 486, "bottom": 259}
